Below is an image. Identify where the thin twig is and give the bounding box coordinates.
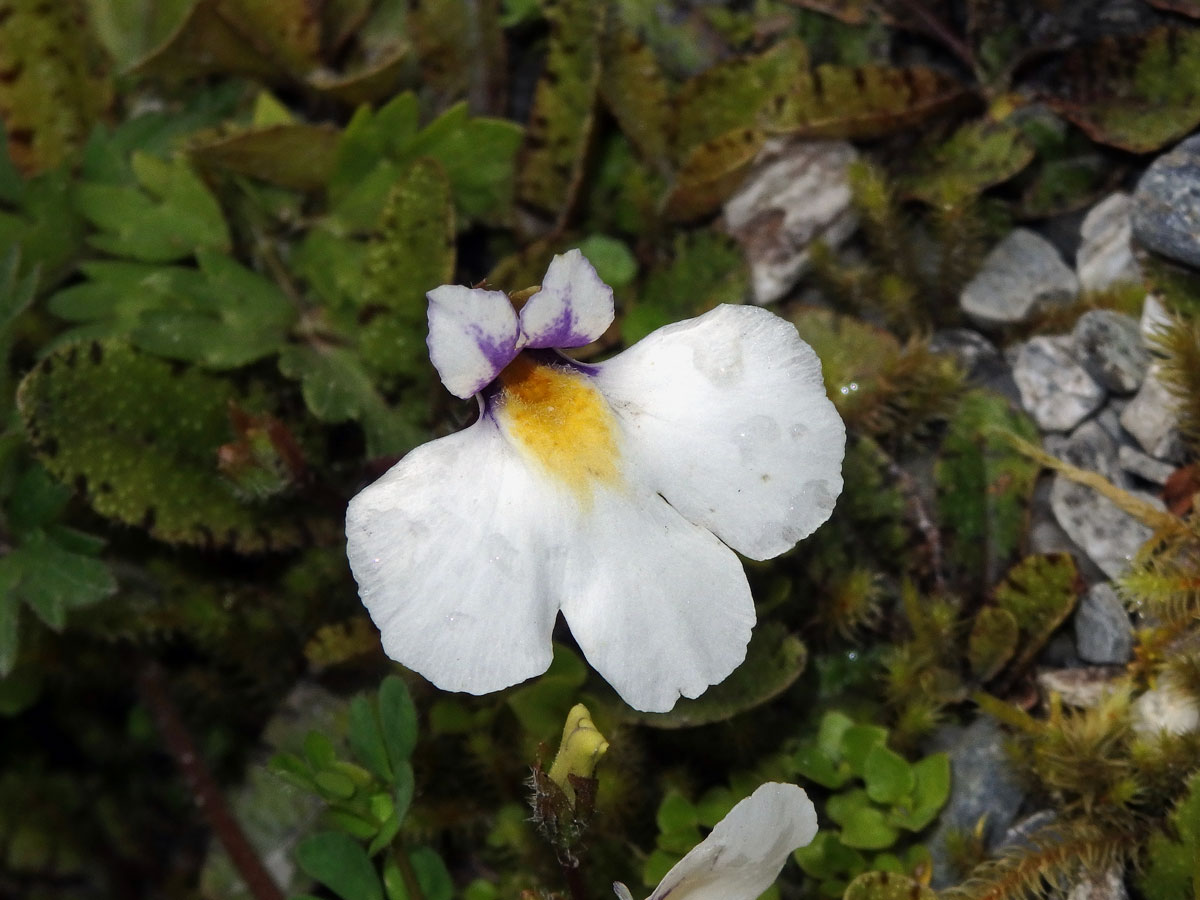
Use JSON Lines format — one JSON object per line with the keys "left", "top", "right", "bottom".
{"left": 137, "top": 663, "right": 285, "bottom": 900}
{"left": 888, "top": 0, "right": 977, "bottom": 72}
{"left": 561, "top": 859, "right": 590, "bottom": 900}
{"left": 884, "top": 455, "right": 947, "bottom": 594}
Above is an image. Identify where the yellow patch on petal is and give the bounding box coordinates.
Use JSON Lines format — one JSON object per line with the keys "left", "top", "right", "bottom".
{"left": 496, "top": 355, "right": 621, "bottom": 502}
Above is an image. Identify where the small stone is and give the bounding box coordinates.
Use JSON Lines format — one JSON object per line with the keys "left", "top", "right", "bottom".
{"left": 1049, "top": 420, "right": 1158, "bottom": 578}
{"left": 1067, "top": 866, "right": 1129, "bottom": 900}
{"left": 1077, "top": 193, "right": 1142, "bottom": 292}
{"left": 1038, "top": 666, "right": 1124, "bottom": 707}
{"left": 1119, "top": 365, "right": 1185, "bottom": 461}
{"left": 723, "top": 139, "right": 858, "bottom": 304}
{"left": 1074, "top": 583, "right": 1133, "bottom": 665}
{"left": 1070, "top": 310, "right": 1149, "bottom": 394}
{"left": 927, "top": 718, "right": 1025, "bottom": 887}
{"left": 1095, "top": 403, "right": 1129, "bottom": 445}
{"left": 1132, "top": 682, "right": 1200, "bottom": 737}
{"left": 1141, "top": 294, "right": 1172, "bottom": 343}
{"left": 961, "top": 229, "right": 1080, "bottom": 328}
{"left": 929, "top": 328, "right": 1002, "bottom": 380}
{"left": 1011, "top": 336, "right": 1106, "bottom": 432}
{"left": 1119, "top": 444, "right": 1176, "bottom": 485}
{"left": 1132, "top": 134, "right": 1200, "bottom": 269}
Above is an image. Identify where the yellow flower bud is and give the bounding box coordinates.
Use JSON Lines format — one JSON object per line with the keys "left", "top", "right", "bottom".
{"left": 548, "top": 703, "right": 608, "bottom": 801}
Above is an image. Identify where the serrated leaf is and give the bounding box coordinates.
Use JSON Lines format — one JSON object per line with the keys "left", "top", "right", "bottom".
{"left": 0, "top": 165, "right": 86, "bottom": 285}
{"left": 76, "top": 153, "right": 230, "bottom": 262}
{"left": 994, "top": 553, "right": 1079, "bottom": 673}
{"left": 18, "top": 341, "right": 312, "bottom": 552}
{"left": 296, "top": 831, "right": 384, "bottom": 900}
{"left": 626, "top": 623, "right": 806, "bottom": 728}
{"left": 599, "top": 22, "right": 671, "bottom": 169}
{"left": 967, "top": 606, "right": 1019, "bottom": 681}
{"left": 663, "top": 128, "right": 765, "bottom": 223}
{"left": 935, "top": 389, "right": 1040, "bottom": 585}
{"left": 189, "top": 123, "right": 339, "bottom": 190}
{"left": 1047, "top": 27, "right": 1200, "bottom": 154}
{"left": 409, "top": 0, "right": 474, "bottom": 100}
{"left": 901, "top": 119, "right": 1035, "bottom": 205}
{"left": 6, "top": 529, "right": 116, "bottom": 630}
{"left": 516, "top": 0, "right": 601, "bottom": 220}
{"left": 0, "top": 0, "right": 111, "bottom": 174}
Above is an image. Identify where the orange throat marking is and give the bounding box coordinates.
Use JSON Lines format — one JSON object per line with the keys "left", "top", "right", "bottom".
{"left": 494, "top": 354, "right": 622, "bottom": 503}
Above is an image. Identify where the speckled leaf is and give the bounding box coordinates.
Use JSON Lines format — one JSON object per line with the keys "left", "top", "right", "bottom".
{"left": 409, "top": 0, "right": 473, "bottom": 99}
{"left": 662, "top": 128, "right": 765, "bottom": 223}
{"left": 1047, "top": 27, "right": 1200, "bottom": 154}
{"left": 0, "top": 0, "right": 111, "bottom": 174}
{"left": 935, "top": 389, "right": 1040, "bottom": 585}
{"left": 843, "top": 871, "right": 935, "bottom": 900}
{"left": 599, "top": 22, "right": 671, "bottom": 169}
{"left": 189, "top": 123, "right": 339, "bottom": 191}
{"left": 625, "top": 624, "right": 806, "bottom": 728}
{"left": 776, "top": 64, "right": 967, "bottom": 139}
{"left": 75, "top": 152, "right": 230, "bottom": 262}
{"left": 516, "top": 0, "right": 601, "bottom": 220}
{"left": 673, "top": 39, "right": 809, "bottom": 162}
{"left": 18, "top": 341, "right": 312, "bottom": 552}
{"left": 901, "top": 119, "right": 1035, "bottom": 205}
{"left": 967, "top": 606, "right": 1019, "bottom": 682}
{"left": 994, "top": 553, "right": 1079, "bottom": 673}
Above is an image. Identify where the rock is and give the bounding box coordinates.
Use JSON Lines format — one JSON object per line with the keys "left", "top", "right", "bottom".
{"left": 1132, "top": 682, "right": 1200, "bottom": 736}
{"left": 961, "top": 229, "right": 1079, "bottom": 328}
{"left": 1119, "top": 365, "right": 1185, "bottom": 462}
{"left": 1095, "top": 403, "right": 1129, "bottom": 445}
{"left": 1049, "top": 420, "right": 1158, "bottom": 578}
{"left": 1011, "top": 336, "right": 1106, "bottom": 432}
{"left": 930, "top": 328, "right": 1002, "bottom": 380}
{"left": 927, "top": 718, "right": 1025, "bottom": 887}
{"left": 1077, "top": 193, "right": 1142, "bottom": 292}
{"left": 1074, "top": 583, "right": 1133, "bottom": 665}
{"left": 1132, "top": 134, "right": 1200, "bottom": 269}
{"left": 1141, "top": 294, "right": 1172, "bottom": 343}
{"left": 723, "top": 139, "right": 859, "bottom": 304}
{"left": 1038, "top": 666, "right": 1124, "bottom": 707}
{"left": 999, "top": 810, "right": 1057, "bottom": 853}
{"left": 1067, "top": 866, "right": 1129, "bottom": 900}
{"left": 1070, "top": 310, "right": 1149, "bottom": 394}
{"left": 1119, "top": 444, "right": 1176, "bottom": 485}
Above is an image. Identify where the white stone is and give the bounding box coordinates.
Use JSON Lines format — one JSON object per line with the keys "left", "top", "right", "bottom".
{"left": 1119, "top": 364, "right": 1184, "bottom": 461}
{"left": 1012, "top": 336, "right": 1106, "bottom": 432}
{"left": 1118, "top": 444, "right": 1176, "bottom": 484}
{"left": 961, "top": 229, "right": 1079, "bottom": 328}
{"left": 1133, "top": 682, "right": 1200, "bottom": 737}
{"left": 1140, "top": 293, "right": 1172, "bottom": 344}
{"left": 1077, "top": 193, "right": 1142, "bottom": 292}
{"left": 723, "top": 139, "right": 859, "bottom": 305}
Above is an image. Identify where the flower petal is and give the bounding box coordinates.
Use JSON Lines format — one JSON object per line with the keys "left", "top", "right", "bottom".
{"left": 427, "top": 285, "right": 520, "bottom": 398}
{"left": 594, "top": 304, "right": 845, "bottom": 561}
{"left": 648, "top": 783, "right": 817, "bottom": 900}
{"left": 345, "top": 419, "right": 561, "bottom": 693}
{"left": 558, "top": 487, "right": 754, "bottom": 713}
{"left": 520, "top": 249, "right": 615, "bottom": 349}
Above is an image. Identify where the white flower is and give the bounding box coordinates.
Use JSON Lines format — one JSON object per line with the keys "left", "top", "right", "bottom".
{"left": 345, "top": 249, "right": 845, "bottom": 712}
{"left": 615, "top": 783, "right": 818, "bottom": 900}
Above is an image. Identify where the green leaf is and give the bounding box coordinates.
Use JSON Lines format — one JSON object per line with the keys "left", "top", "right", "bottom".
{"left": 6, "top": 463, "right": 72, "bottom": 533}
{"left": 0, "top": 564, "right": 23, "bottom": 677}
{"left": 792, "top": 744, "right": 849, "bottom": 790}
{"left": 1139, "top": 771, "right": 1200, "bottom": 900}
{"left": 899, "top": 752, "right": 950, "bottom": 832}
{"left": 75, "top": 153, "right": 230, "bottom": 262}
{"left": 817, "top": 710, "right": 855, "bottom": 759}
{"left": 839, "top": 805, "right": 900, "bottom": 850}
{"left": 0, "top": 665, "right": 42, "bottom": 716}
{"left": 516, "top": 0, "right": 601, "bottom": 220}
{"left": 6, "top": 529, "right": 117, "bottom": 630}
{"left": 18, "top": 341, "right": 313, "bottom": 552}
{"left": 190, "top": 123, "right": 340, "bottom": 190}
{"left": 314, "top": 770, "right": 358, "bottom": 801}
{"left": 901, "top": 119, "right": 1035, "bottom": 206}
{"left": 378, "top": 675, "right": 418, "bottom": 770}
{"left": 967, "top": 606, "right": 1019, "bottom": 682}
{"left": 625, "top": 623, "right": 806, "bottom": 728}
{"left": 505, "top": 642, "right": 587, "bottom": 736}
{"left": 656, "top": 790, "right": 699, "bottom": 834}
{"left": 843, "top": 871, "right": 935, "bottom": 900}
{"left": 1049, "top": 26, "right": 1200, "bottom": 154}
{"left": 296, "top": 831, "right": 384, "bottom": 900}
{"left": 578, "top": 234, "right": 637, "bottom": 289}
{"left": 388, "top": 847, "right": 453, "bottom": 900}
{"left": 839, "top": 724, "right": 888, "bottom": 776}
{"left": 598, "top": 23, "right": 671, "bottom": 169}
{"left": 995, "top": 553, "right": 1079, "bottom": 673}
{"left": 348, "top": 695, "right": 392, "bottom": 783}
{"left": 793, "top": 831, "right": 867, "bottom": 881}
{"left": 863, "top": 744, "right": 914, "bottom": 805}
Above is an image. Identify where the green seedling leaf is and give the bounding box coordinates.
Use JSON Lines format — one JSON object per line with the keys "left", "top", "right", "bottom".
{"left": 793, "top": 831, "right": 868, "bottom": 881}
{"left": 384, "top": 847, "right": 453, "bottom": 900}
{"left": 863, "top": 744, "right": 914, "bottom": 805}
{"left": 843, "top": 871, "right": 935, "bottom": 900}
{"left": 303, "top": 731, "right": 338, "bottom": 770}
{"left": 656, "top": 790, "right": 700, "bottom": 834}
{"left": 840, "top": 725, "right": 888, "bottom": 776}
{"left": 0, "top": 0, "right": 111, "bottom": 174}
{"left": 841, "top": 805, "right": 900, "bottom": 850}
{"left": 189, "top": 123, "right": 339, "bottom": 190}
{"left": 967, "top": 606, "right": 1019, "bottom": 682}
{"left": 793, "top": 744, "right": 849, "bottom": 790}
{"left": 268, "top": 750, "right": 317, "bottom": 792}
{"left": 18, "top": 341, "right": 312, "bottom": 552}
{"left": 891, "top": 752, "right": 949, "bottom": 832}
{"left": 1048, "top": 27, "right": 1200, "bottom": 154}
{"left": 578, "top": 234, "right": 637, "bottom": 289}
{"left": 76, "top": 153, "right": 230, "bottom": 262}
{"left": 516, "top": 0, "right": 600, "bottom": 220}
{"left": 296, "top": 831, "right": 384, "bottom": 900}
{"left": 935, "top": 389, "right": 1040, "bottom": 586}
{"left": 393, "top": 760, "right": 414, "bottom": 825}
{"left": 902, "top": 118, "right": 1035, "bottom": 206}
{"left": 348, "top": 695, "right": 392, "bottom": 782}
{"left": 378, "top": 674, "right": 417, "bottom": 770}
{"left": 694, "top": 787, "right": 737, "bottom": 829}
{"left": 621, "top": 232, "right": 748, "bottom": 343}
{"left": 626, "top": 623, "right": 806, "bottom": 728}
{"left": 995, "top": 553, "right": 1079, "bottom": 674}
{"left": 314, "top": 769, "right": 358, "bottom": 801}
{"left": 817, "top": 710, "right": 855, "bottom": 759}
{"left": 506, "top": 642, "right": 587, "bottom": 736}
